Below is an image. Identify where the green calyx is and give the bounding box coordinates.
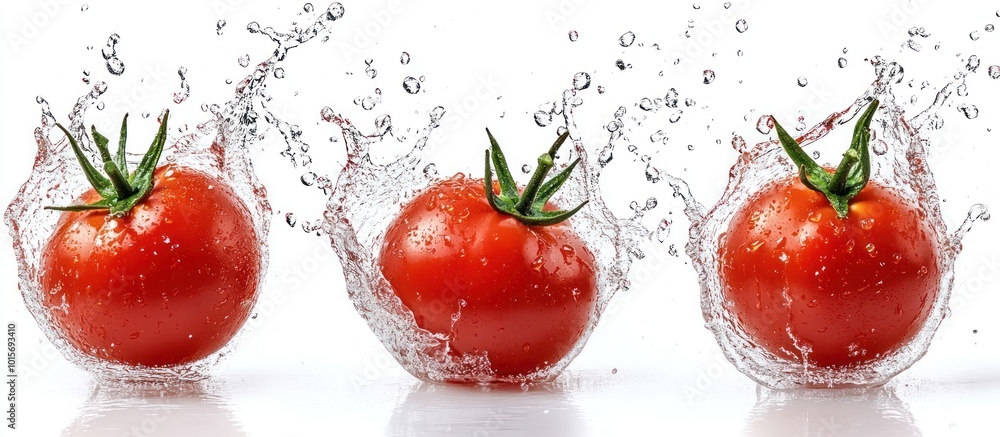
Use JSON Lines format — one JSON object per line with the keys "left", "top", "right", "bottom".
{"left": 773, "top": 100, "right": 879, "bottom": 219}
{"left": 484, "top": 129, "right": 588, "bottom": 226}
{"left": 48, "top": 110, "right": 170, "bottom": 217}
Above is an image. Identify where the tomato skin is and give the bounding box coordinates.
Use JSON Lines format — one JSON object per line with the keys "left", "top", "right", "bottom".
{"left": 379, "top": 175, "right": 598, "bottom": 379}
{"left": 719, "top": 176, "right": 939, "bottom": 368}
{"left": 40, "top": 165, "right": 261, "bottom": 367}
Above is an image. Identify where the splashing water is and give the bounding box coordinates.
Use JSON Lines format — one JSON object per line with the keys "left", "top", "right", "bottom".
{"left": 3, "top": 3, "right": 347, "bottom": 382}
{"left": 323, "top": 82, "right": 649, "bottom": 384}
{"left": 666, "top": 58, "right": 989, "bottom": 388}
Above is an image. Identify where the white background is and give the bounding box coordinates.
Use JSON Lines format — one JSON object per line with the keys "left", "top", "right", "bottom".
{"left": 1, "top": 1, "right": 999, "bottom": 436}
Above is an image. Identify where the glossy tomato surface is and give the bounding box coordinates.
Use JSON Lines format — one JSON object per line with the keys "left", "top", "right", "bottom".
{"left": 380, "top": 174, "right": 598, "bottom": 379}
{"left": 719, "top": 176, "right": 940, "bottom": 368}
{"left": 41, "top": 165, "right": 261, "bottom": 367}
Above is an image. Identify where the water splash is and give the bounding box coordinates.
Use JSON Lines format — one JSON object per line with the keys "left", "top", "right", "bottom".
{"left": 668, "top": 59, "right": 988, "bottom": 388}
{"left": 3, "top": 3, "right": 348, "bottom": 382}
{"left": 323, "top": 82, "right": 649, "bottom": 384}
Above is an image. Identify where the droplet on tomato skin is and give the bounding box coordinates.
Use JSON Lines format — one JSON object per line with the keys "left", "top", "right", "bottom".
{"left": 747, "top": 240, "right": 764, "bottom": 252}
{"left": 865, "top": 243, "right": 876, "bottom": 254}
{"left": 522, "top": 343, "right": 531, "bottom": 352}
{"left": 560, "top": 244, "right": 576, "bottom": 258}
{"left": 808, "top": 211, "right": 822, "bottom": 223}
{"left": 531, "top": 256, "right": 545, "bottom": 271}
{"left": 860, "top": 218, "right": 875, "bottom": 230}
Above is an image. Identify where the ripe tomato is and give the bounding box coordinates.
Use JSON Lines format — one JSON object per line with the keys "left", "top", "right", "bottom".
{"left": 379, "top": 131, "right": 598, "bottom": 380}
{"left": 718, "top": 100, "right": 940, "bottom": 368}
{"left": 39, "top": 112, "right": 262, "bottom": 367}
{"left": 719, "top": 176, "right": 939, "bottom": 367}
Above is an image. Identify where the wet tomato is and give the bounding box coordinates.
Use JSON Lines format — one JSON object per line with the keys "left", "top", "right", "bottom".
{"left": 379, "top": 131, "right": 598, "bottom": 380}
{"left": 719, "top": 100, "right": 940, "bottom": 368}
{"left": 39, "top": 112, "right": 262, "bottom": 367}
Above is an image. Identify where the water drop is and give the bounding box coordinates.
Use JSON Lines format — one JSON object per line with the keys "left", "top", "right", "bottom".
{"left": 422, "top": 163, "right": 438, "bottom": 178}
{"left": 81, "top": 4, "right": 88, "bottom": 11}
{"left": 534, "top": 110, "right": 552, "bottom": 127}
{"left": 685, "top": 98, "right": 696, "bottom": 107}
{"left": 731, "top": 135, "right": 746, "bottom": 152}
{"left": 301, "top": 172, "right": 317, "bottom": 186}
{"left": 811, "top": 150, "right": 820, "bottom": 159}
{"left": 669, "top": 110, "right": 683, "bottom": 123}
{"left": 238, "top": 54, "right": 251, "bottom": 68}
{"left": 96, "top": 102, "right": 105, "bottom": 111}
{"left": 724, "top": 2, "right": 731, "bottom": 8}
{"left": 904, "top": 39, "right": 922, "bottom": 52}
{"left": 756, "top": 115, "right": 773, "bottom": 134}
{"left": 958, "top": 104, "right": 979, "bottom": 119}
{"left": 216, "top": 20, "right": 227, "bottom": 35}
{"left": 521, "top": 164, "right": 532, "bottom": 174}
{"left": 303, "top": 3, "right": 314, "bottom": 12}
{"left": 619, "top": 31, "right": 636, "bottom": 47}
{"left": 873, "top": 139, "right": 888, "bottom": 155}
{"left": 735, "top": 19, "right": 748, "bottom": 33}
{"left": 400, "top": 52, "right": 410, "bottom": 65}
{"left": 987, "top": 24, "right": 995, "bottom": 32}
{"left": 360, "top": 96, "right": 376, "bottom": 110}
{"left": 703, "top": 69, "right": 716, "bottom": 84}
{"left": 989, "top": 65, "right": 1000, "bottom": 79}
{"left": 572, "top": 72, "right": 591, "bottom": 90}
{"left": 797, "top": 77, "right": 808, "bottom": 87}
{"left": 664, "top": 88, "right": 679, "bottom": 108}
{"left": 966, "top": 55, "right": 981, "bottom": 72}
{"left": 568, "top": 30, "right": 579, "bottom": 42}
{"left": 325, "top": 3, "right": 345, "bottom": 21}
{"left": 173, "top": 67, "right": 190, "bottom": 104}
{"left": 615, "top": 59, "right": 626, "bottom": 70}
{"left": 639, "top": 98, "right": 654, "bottom": 111}
{"left": 838, "top": 57, "right": 847, "bottom": 68}
{"left": 402, "top": 76, "right": 421, "bottom": 94}
{"left": 285, "top": 213, "right": 297, "bottom": 227}
{"left": 970, "top": 31, "right": 980, "bottom": 41}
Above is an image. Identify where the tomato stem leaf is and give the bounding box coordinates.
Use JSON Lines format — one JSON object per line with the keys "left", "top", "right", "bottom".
{"left": 772, "top": 100, "right": 879, "bottom": 218}
{"left": 484, "top": 129, "right": 587, "bottom": 226}
{"left": 47, "top": 110, "right": 170, "bottom": 217}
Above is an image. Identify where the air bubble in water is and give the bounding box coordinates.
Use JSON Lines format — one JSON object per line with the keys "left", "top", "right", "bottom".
{"left": 958, "top": 104, "right": 979, "bottom": 119}
{"left": 986, "top": 24, "right": 995, "bottom": 32}
{"left": 970, "top": 31, "right": 980, "bottom": 40}
{"left": 619, "top": 31, "right": 635, "bottom": 47}
{"left": 325, "top": 3, "right": 345, "bottom": 20}
{"left": 639, "top": 98, "right": 654, "bottom": 111}
{"left": 96, "top": 102, "right": 105, "bottom": 111}
{"left": 238, "top": 54, "right": 251, "bottom": 68}
{"left": 521, "top": 164, "right": 532, "bottom": 174}
{"left": 664, "top": 88, "right": 679, "bottom": 108}
{"left": 966, "top": 55, "right": 980, "bottom": 72}
{"left": 838, "top": 57, "right": 848, "bottom": 68}
{"left": 534, "top": 111, "right": 552, "bottom": 127}
{"left": 402, "top": 76, "right": 421, "bottom": 94}
{"left": 703, "top": 70, "right": 716, "bottom": 84}
{"left": 173, "top": 67, "right": 191, "bottom": 104}
{"left": 301, "top": 172, "right": 317, "bottom": 186}
{"left": 81, "top": 4, "right": 88, "bottom": 11}
{"left": 286, "top": 213, "right": 297, "bottom": 227}
{"left": 797, "top": 77, "right": 808, "bottom": 87}
{"left": 724, "top": 2, "right": 732, "bottom": 8}
{"left": 731, "top": 135, "right": 746, "bottom": 153}
{"left": 685, "top": 98, "right": 696, "bottom": 107}
{"left": 735, "top": 19, "right": 748, "bottom": 33}
{"left": 400, "top": 52, "right": 410, "bottom": 65}
{"left": 274, "top": 67, "right": 286, "bottom": 79}
{"left": 102, "top": 34, "right": 125, "bottom": 75}
{"left": 904, "top": 39, "right": 922, "bottom": 52}
{"left": 572, "top": 72, "right": 591, "bottom": 90}
{"left": 568, "top": 30, "right": 579, "bottom": 42}
{"left": 303, "top": 3, "right": 314, "bottom": 12}
{"left": 873, "top": 139, "right": 888, "bottom": 155}
{"left": 756, "top": 115, "right": 773, "bottom": 134}
{"left": 669, "top": 110, "right": 683, "bottom": 123}
{"left": 989, "top": 65, "right": 1000, "bottom": 79}
{"left": 216, "top": 20, "right": 227, "bottom": 35}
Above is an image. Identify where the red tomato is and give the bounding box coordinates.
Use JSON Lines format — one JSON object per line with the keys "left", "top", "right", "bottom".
{"left": 719, "top": 176, "right": 939, "bottom": 367}
{"left": 379, "top": 174, "right": 598, "bottom": 379}
{"left": 41, "top": 165, "right": 261, "bottom": 366}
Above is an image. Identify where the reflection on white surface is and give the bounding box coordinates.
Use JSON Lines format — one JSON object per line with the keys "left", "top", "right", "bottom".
{"left": 387, "top": 382, "right": 589, "bottom": 437}
{"left": 744, "top": 385, "right": 920, "bottom": 436}
{"left": 62, "top": 380, "right": 245, "bottom": 437}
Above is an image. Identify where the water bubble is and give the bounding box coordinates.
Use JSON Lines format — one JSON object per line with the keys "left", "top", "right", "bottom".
{"left": 403, "top": 76, "right": 421, "bottom": 94}
{"left": 797, "top": 77, "right": 808, "bottom": 87}
{"left": 989, "top": 65, "right": 1000, "bottom": 79}
{"left": 811, "top": 150, "right": 820, "bottom": 159}
{"left": 360, "top": 96, "right": 376, "bottom": 110}
{"left": 703, "top": 69, "right": 716, "bottom": 84}
{"left": 285, "top": 213, "right": 297, "bottom": 227}
{"left": 325, "top": 3, "right": 345, "bottom": 21}
{"left": 597, "top": 86, "right": 605, "bottom": 94}
{"left": 724, "top": 2, "right": 732, "bottom": 8}
{"left": 274, "top": 67, "right": 286, "bottom": 79}
{"left": 521, "top": 164, "right": 532, "bottom": 174}
{"left": 301, "top": 172, "right": 317, "bottom": 186}
{"left": 956, "top": 83, "right": 968, "bottom": 97}
{"left": 987, "top": 24, "right": 995, "bottom": 32}
{"left": 735, "top": 19, "right": 748, "bottom": 33}
{"left": 238, "top": 54, "right": 251, "bottom": 68}
{"left": 572, "top": 72, "right": 591, "bottom": 90}
{"left": 568, "top": 30, "right": 579, "bottom": 42}
{"left": 81, "top": 4, "right": 88, "bottom": 11}
{"left": 731, "top": 135, "right": 746, "bottom": 152}
{"left": 615, "top": 59, "right": 626, "bottom": 70}
{"left": 904, "top": 39, "right": 922, "bottom": 52}
{"left": 216, "top": 20, "right": 227, "bottom": 35}
{"left": 422, "top": 163, "right": 438, "bottom": 178}
{"left": 685, "top": 98, "right": 696, "bottom": 107}
{"left": 619, "top": 31, "right": 636, "bottom": 47}
{"left": 664, "top": 88, "right": 679, "bottom": 108}
{"left": 907, "top": 26, "right": 930, "bottom": 37}
{"left": 650, "top": 130, "right": 667, "bottom": 144}
{"left": 96, "top": 102, "right": 105, "bottom": 111}
{"left": 736, "top": 49, "right": 743, "bottom": 57}
{"left": 102, "top": 34, "right": 125, "bottom": 75}
{"left": 639, "top": 98, "right": 654, "bottom": 111}
{"left": 795, "top": 115, "right": 807, "bottom": 132}
{"left": 756, "top": 115, "right": 773, "bottom": 134}
{"left": 669, "top": 110, "right": 683, "bottom": 123}
{"left": 970, "top": 31, "right": 980, "bottom": 41}
{"left": 838, "top": 57, "right": 848, "bottom": 68}
{"left": 173, "top": 67, "right": 190, "bottom": 104}
{"left": 958, "top": 104, "right": 979, "bottom": 119}
{"left": 534, "top": 110, "right": 553, "bottom": 127}
{"left": 400, "top": 52, "right": 410, "bottom": 65}
{"left": 966, "top": 55, "right": 980, "bottom": 72}
{"left": 303, "top": 3, "right": 314, "bottom": 12}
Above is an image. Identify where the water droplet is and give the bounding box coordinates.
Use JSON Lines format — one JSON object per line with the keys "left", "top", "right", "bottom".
{"left": 534, "top": 110, "right": 552, "bottom": 127}
{"left": 970, "top": 31, "right": 980, "bottom": 41}
{"left": 522, "top": 343, "right": 531, "bottom": 352}
{"left": 808, "top": 211, "right": 822, "bottom": 223}
{"left": 724, "top": 2, "right": 731, "bottom": 8}
{"left": 572, "top": 72, "right": 591, "bottom": 90}
{"left": 521, "top": 164, "right": 533, "bottom": 174}
{"left": 664, "top": 88, "right": 679, "bottom": 108}
{"left": 422, "top": 163, "right": 438, "bottom": 178}
{"left": 735, "top": 19, "right": 748, "bottom": 33}
{"left": 838, "top": 57, "right": 848, "bottom": 68}
{"left": 811, "top": 150, "right": 820, "bottom": 159}
{"left": 860, "top": 218, "right": 875, "bottom": 230}
{"left": 655, "top": 218, "right": 671, "bottom": 242}
{"left": 989, "top": 65, "right": 1000, "bottom": 79}
{"left": 987, "top": 24, "right": 995, "bottom": 32}
{"left": 615, "top": 59, "right": 626, "bottom": 71}
{"left": 703, "top": 69, "right": 716, "bottom": 84}
{"left": 756, "top": 115, "right": 773, "bottom": 134}
{"left": 285, "top": 213, "right": 297, "bottom": 227}
{"left": 96, "top": 102, "right": 105, "bottom": 111}
{"left": 173, "top": 67, "right": 190, "bottom": 104}
{"left": 619, "top": 31, "right": 636, "bottom": 47}
{"left": 966, "top": 55, "right": 981, "bottom": 72}
{"left": 873, "top": 139, "right": 888, "bottom": 155}
{"left": 238, "top": 54, "right": 250, "bottom": 68}
{"left": 685, "top": 98, "right": 696, "bottom": 107}
{"left": 568, "top": 30, "right": 579, "bottom": 42}
{"left": 958, "top": 104, "right": 979, "bottom": 119}
{"left": 669, "top": 110, "right": 683, "bottom": 123}
{"left": 650, "top": 130, "right": 667, "bottom": 144}
{"left": 531, "top": 256, "right": 545, "bottom": 271}
{"left": 639, "top": 98, "right": 654, "bottom": 111}
{"left": 401, "top": 76, "right": 421, "bottom": 94}
{"left": 361, "top": 96, "right": 376, "bottom": 110}
{"left": 216, "top": 20, "right": 227, "bottom": 35}
{"left": 731, "top": 135, "right": 746, "bottom": 152}
{"left": 301, "top": 172, "right": 317, "bottom": 186}
{"left": 325, "top": 3, "right": 345, "bottom": 21}
{"left": 797, "top": 77, "right": 808, "bottom": 87}
{"left": 303, "top": 3, "right": 314, "bottom": 12}
{"left": 597, "top": 86, "right": 605, "bottom": 94}
{"left": 400, "top": 52, "right": 410, "bottom": 65}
